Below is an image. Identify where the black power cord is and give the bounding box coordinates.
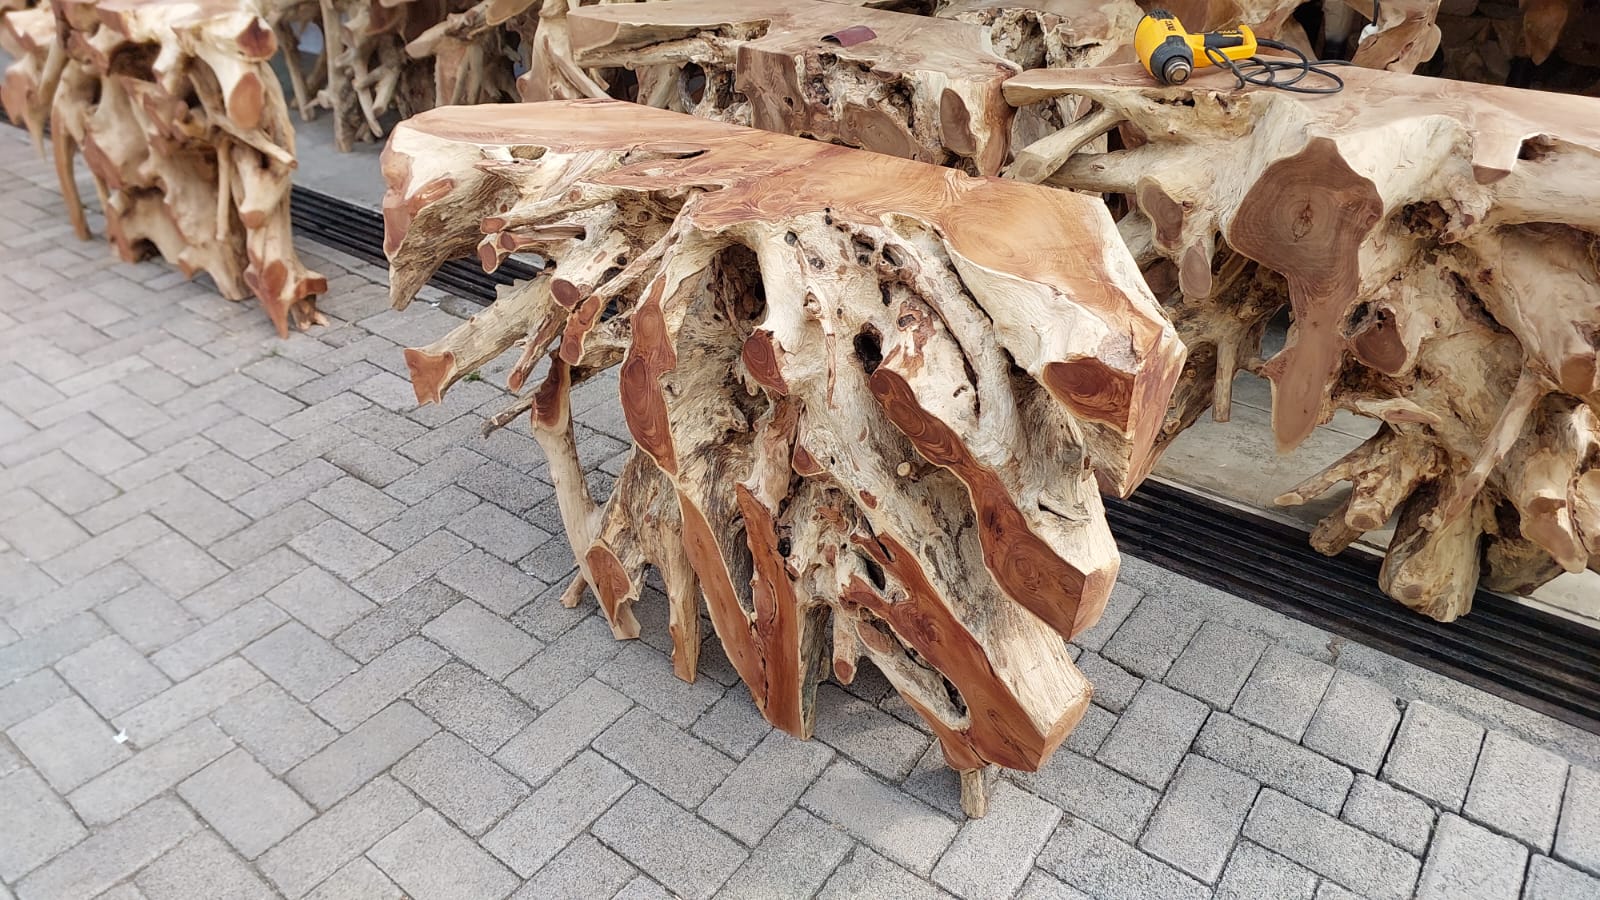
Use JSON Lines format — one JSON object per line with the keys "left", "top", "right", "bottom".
{"left": 1199, "top": 0, "right": 1377, "bottom": 95}
{"left": 1202, "top": 39, "right": 1354, "bottom": 94}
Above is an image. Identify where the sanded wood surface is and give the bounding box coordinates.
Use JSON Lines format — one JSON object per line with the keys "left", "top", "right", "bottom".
{"left": 1004, "top": 63, "right": 1600, "bottom": 620}
{"left": 382, "top": 99, "right": 1185, "bottom": 793}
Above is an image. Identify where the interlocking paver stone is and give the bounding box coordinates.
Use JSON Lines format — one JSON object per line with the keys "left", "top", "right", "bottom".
{"left": 304, "top": 858, "right": 404, "bottom": 900}
{"left": 1212, "top": 842, "right": 1317, "bottom": 900}
{"left": 1038, "top": 817, "right": 1207, "bottom": 900}
{"left": 334, "top": 579, "right": 461, "bottom": 662}
{"left": 135, "top": 831, "right": 274, "bottom": 900}
{"left": 721, "top": 809, "right": 854, "bottom": 900}
{"left": 392, "top": 732, "right": 530, "bottom": 835}
{"left": 408, "top": 661, "right": 534, "bottom": 753}
{"left": 1558, "top": 766, "right": 1600, "bottom": 877}
{"left": 242, "top": 621, "right": 358, "bottom": 701}
{"left": 481, "top": 749, "right": 634, "bottom": 877}
{"left": 1100, "top": 594, "right": 1205, "bottom": 679}
{"left": 701, "top": 729, "right": 836, "bottom": 846}
{"left": 594, "top": 706, "right": 734, "bottom": 807}
{"left": 819, "top": 847, "right": 954, "bottom": 899}
{"left": 594, "top": 784, "right": 749, "bottom": 899}
{"left": 8, "top": 696, "right": 130, "bottom": 791}
{"left": 1193, "top": 712, "right": 1353, "bottom": 813}
{"left": 1096, "top": 681, "right": 1209, "bottom": 788}
{"left": 1381, "top": 702, "right": 1485, "bottom": 811}
{"left": 68, "top": 718, "right": 234, "bottom": 826}
{"left": 289, "top": 518, "right": 393, "bottom": 579}
{"left": 933, "top": 781, "right": 1062, "bottom": 900}
{"left": 16, "top": 798, "right": 196, "bottom": 900}
{"left": 422, "top": 599, "right": 541, "bottom": 678}
{"left": 1416, "top": 814, "right": 1528, "bottom": 900}
{"left": 1243, "top": 789, "right": 1421, "bottom": 900}
{"left": 1463, "top": 731, "right": 1567, "bottom": 851}
{"left": 1342, "top": 773, "right": 1436, "bottom": 856}
{"left": 213, "top": 681, "right": 337, "bottom": 774}
{"left": 1075, "top": 651, "right": 1141, "bottom": 713}
{"left": 178, "top": 748, "right": 314, "bottom": 858}
{"left": 97, "top": 584, "right": 199, "bottom": 654}
{"left": 151, "top": 597, "right": 288, "bottom": 680}
{"left": 258, "top": 776, "right": 422, "bottom": 898}
{"left": 1139, "top": 754, "right": 1259, "bottom": 883}
{"left": 802, "top": 761, "right": 958, "bottom": 874}
{"left": 1302, "top": 670, "right": 1401, "bottom": 774}
{"left": 311, "top": 636, "right": 449, "bottom": 730}
{"left": 507, "top": 835, "right": 637, "bottom": 900}
{"left": 812, "top": 683, "right": 930, "bottom": 780}
{"left": 0, "top": 668, "right": 71, "bottom": 730}
{"left": 1230, "top": 645, "right": 1333, "bottom": 742}
{"left": 367, "top": 809, "right": 519, "bottom": 900}
{"left": 267, "top": 566, "right": 376, "bottom": 638}
{"left": 288, "top": 701, "right": 437, "bottom": 808}
{"left": 0, "top": 769, "right": 87, "bottom": 882}
{"left": 1012, "top": 749, "right": 1159, "bottom": 843}
{"left": 494, "top": 677, "right": 630, "bottom": 786}
{"left": 1164, "top": 620, "right": 1266, "bottom": 708}
{"left": 1525, "top": 854, "right": 1600, "bottom": 900}
{"left": 115, "top": 656, "right": 264, "bottom": 744}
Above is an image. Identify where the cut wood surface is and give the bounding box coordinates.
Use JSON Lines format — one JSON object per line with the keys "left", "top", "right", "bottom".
{"left": 382, "top": 99, "right": 1185, "bottom": 794}
{"left": 1004, "top": 63, "right": 1600, "bottom": 619}
{"left": 1, "top": 0, "right": 326, "bottom": 335}
{"left": 566, "top": 0, "right": 1022, "bottom": 175}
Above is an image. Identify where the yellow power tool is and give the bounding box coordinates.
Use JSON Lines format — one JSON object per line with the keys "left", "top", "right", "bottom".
{"left": 1135, "top": 10, "right": 1257, "bottom": 85}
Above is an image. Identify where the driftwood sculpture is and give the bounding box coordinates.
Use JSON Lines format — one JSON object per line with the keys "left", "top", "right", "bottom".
{"left": 382, "top": 99, "right": 1185, "bottom": 811}
{"left": 1005, "top": 63, "right": 1600, "bottom": 620}
{"left": 565, "top": 0, "right": 1023, "bottom": 175}
{"left": 1, "top": 0, "right": 326, "bottom": 335}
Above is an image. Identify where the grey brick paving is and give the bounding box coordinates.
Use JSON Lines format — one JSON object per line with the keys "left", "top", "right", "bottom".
{"left": 393, "top": 732, "right": 530, "bottom": 835}
{"left": 1, "top": 138, "right": 1597, "bottom": 900}
{"left": 1231, "top": 645, "right": 1334, "bottom": 742}
{"left": 802, "top": 761, "right": 958, "bottom": 874}
{"left": 1139, "top": 754, "right": 1258, "bottom": 883}
{"left": 287, "top": 701, "right": 438, "bottom": 808}
{"left": 595, "top": 785, "right": 749, "bottom": 899}
{"left": 1415, "top": 814, "right": 1527, "bottom": 900}
{"left": 178, "top": 748, "right": 314, "bottom": 858}
{"left": 1194, "top": 712, "right": 1353, "bottom": 813}
{"left": 1525, "top": 854, "right": 1600, "bottom": 899}
{"left": 1382, "top": 701, "right": 1486, "bottom": 811}
{"left": 1302, "top": 670, "right": 1402, "bottom": 774}
{"left": 1163, "top": 620, "right": 1265, "bottom": 708}
{"left": 932, "top": 781, "right": 1061, "bottom": 899}
{"left": 1244, "top": 789, "right": 1421, "bottom": 900}
{"left": 1342, "top": 773, "right": 1436, "bottom": 857}
{"left": 1463, "top": 730, "right": 1567, "bottom": 851}
{"left": 1212, "top": 842, "right": 1317, "bottom": 900}
{"left": 1096, "top": 681, "right": 1208, "bottom": 788}
{"left": 1558, "top": 766, "right": 1600, "bottom": 876}
{"left": 368, "top": 808, "right": 520, "bottom": 900}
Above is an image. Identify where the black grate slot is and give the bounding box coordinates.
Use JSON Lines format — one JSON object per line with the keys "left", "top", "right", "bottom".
{"left": 289, "top": 185, "right": 537, "bottom": 300}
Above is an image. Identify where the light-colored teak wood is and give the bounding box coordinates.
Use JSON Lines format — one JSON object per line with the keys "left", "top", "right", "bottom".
{"left": 382, "top": 99, "right": 1186, "bottom": 800}
{"left": 1005, "top": 63, "right": 1600, "bottom": 619}
{"left": 1, "top": 0, "right": 326, "bottom": 335}
{"left": 565, "top": 0, "right": 1023, "bottom": 175}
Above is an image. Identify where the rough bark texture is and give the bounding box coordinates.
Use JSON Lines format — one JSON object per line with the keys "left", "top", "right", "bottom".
{"left": 1, "top": 0, "right": 326, "bottom": 335}
{"left": 382, "top": 99, "right": 1185, "bottom": 798}
{"left": 1005, "top": 63, "right": 1600, "bottom": 620}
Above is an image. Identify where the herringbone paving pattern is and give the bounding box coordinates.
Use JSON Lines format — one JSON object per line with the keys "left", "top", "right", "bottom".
{"left": 2, "top": 125, "right": 1599, "bottom": 900}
